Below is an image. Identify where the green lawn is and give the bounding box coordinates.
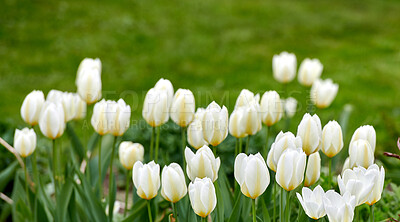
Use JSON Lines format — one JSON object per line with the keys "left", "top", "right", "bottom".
{"left": 1, "top": 0, "right": 400, "bottom": 153}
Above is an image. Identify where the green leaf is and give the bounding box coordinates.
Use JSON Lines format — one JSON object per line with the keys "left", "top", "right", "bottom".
{"left": 0, "top": 161, "right": 19, "bottom": 192}
{"left": 214, "top": 180, "right": 224, "bottom": 222}
{"left": 55, "top": 178, "right": 74, "bottom": 222}
{"left": 66, "top": 123, "right": 85, "bottom": 162}
{"left": 121, "top": 199, "right": 146, "bottom": 222}
{"left": 227, "top": 189, "right": 243, "bottom": 222}
{"left": 261, "top": 198, "right": 271, "bottom": 222}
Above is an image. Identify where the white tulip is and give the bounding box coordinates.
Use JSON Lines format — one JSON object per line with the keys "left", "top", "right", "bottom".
{"left": 243, "top": 103, "right": 262, "bottom": 135}
{"left": 61, "top": 92, "right": 77, "bottom": 122}
{"left": 321, "top": 120, "right": 344, "bottom": 158}
{"left": 260, "top": 91, "right": 283, "bottom": 126}
{"left": 272, "top": 51, "right": 297, "bottom": 83}
{"left": 118, "top": 142, "right": 144, "bottom": 170}
{"left": 296, "top": 185, "right": 326, "bottom": 219}
{"left": 304, "top": 152, "right": 321, "bottom": 187}
{"left": 234, "top": 153, "right": 270, "bottom": 199}
{"left": 14, "top": 128, "right": 36, "bottom": 158}
{"left": 282, "top": 97, "right": 297, "bottom": 118}
{"left": 201, "top": 101, "right": 228, "bottom": 146}
{"left": 187, "top": 109, "right": 208, "bottom": 149}
{"left": 107, "top": 99, "right": 131, "bottom": 136}
{"left": 188, "top": 177, "right": 217, "bottom": 218}
{"left": 350, "top": 125, "right": 376, "bottom": 152}
{"left": 365, "top": 164, "right": 385, "bottom": 205}
{"left": 46, "top": 89, "right": 64, "bottom": 102}
{"left": 323, "top": 191, "right": 356, "bottom": 222}
{"left": 132, "top": 161, "right": 160, "bottom": 200}
{"left": 185, "top": 146, "right": 220, "bottom": 182}
{"left": 76, "top": 67, "right": 102, "bottom": 104}
{"left": 91, "top": 99, "right": 109, "bottom": 135}
{"left": 229, "top": 107, "right": 247, "bottom": 138}
{"left": 276, "top": 148, "right": 306, "bottom": 191}
{"left": 298, "top": 58, "right": 323, "bottom": 87}
{"left": 297, "top": 113, "right": 322, "bottom": 155}
{"left": 310, "top": 78, "right": 338, "bottom": 109}
{"left": 39, "top": 102, "right": 65, "bottom": 139}
{"left": 161, "top": 163, "right": 187, "bottom": 203}
{"left": 154, "top": 78, "right": 174, "bottom": 108}
{"left": 170, "top": 89, "right": 195, "bottom": 127}
{"left": 267, "top": 131, "right": 302, "bottom": 172}
{"left": 342, "top": 157, "right": 350, "bottom": 175}
{"left": 349, "top": 139, "right": 374, "bottom": 169}
{"left": 142, "top": 88, "right": 169, "bottom": 127}
{"left": 21, "top": 90, "right": 45, "bottom": 126}
{"left": 73, "top": 93, "right": 87, "bottom": 120}
{"left": 338, "top": 166, "right": 376, "bottom": 206}
{"left": 235, "top": 89, "right": 259, "bottom": 108}
{"left": 76, "top": 58, "right": 101, "bottom": 86}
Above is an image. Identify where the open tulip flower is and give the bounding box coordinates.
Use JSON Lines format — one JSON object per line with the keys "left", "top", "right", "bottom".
{"left": 350, "top": 125, "right": 376, "bottom": 152}
{"left": 188, "top": 177, "right": 217, "bottom": 219}
{"left": 234, "top": 153, "right": 270, "bottom": 199}
{"left": 323, "top": 191, "right": 356, "bottom": 222}
{"left": 185, "top": 145, "right": 220, "bottom": 182}
{"left": 267, "top": 131, "right": 302, "bottom": 172}
{"left": 201, "top": 101, "right": 228, "bottom": 147}
{"left": 132, "top": 161, "right": 160, "bottom": 200}
{"left": 297, "top": 113, "right": 322, "bottom": 155}
{"left": 310, "top": 78, "right": 339, "bottom": 109}
{"left": 161, "top": 163, "right": 187, "bottom": 203}
{"left": 304, "top": 151, "right": 321, "bottom": 187}
{"left": 296, "top": 185, "right": 326, "bottom": 220}
{"left": 272, "top": 51, "right": 297, "bottom": 84}
{"left": 365, "top": 164, "right": 385, "bottom": 206}
{"left": 20, "top": 90, "right": 45, "bottom": 126}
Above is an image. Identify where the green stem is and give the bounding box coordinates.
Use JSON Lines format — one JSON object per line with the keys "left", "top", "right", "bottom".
{"left": 150, "top": 127, "right": 155, "bottom": 160}
{"left": 24, "top": 158, "right": 30, "bottom": 207}
{"left": 273, "top": 183, "right": 276, "bottom": 222}
{"left": 328, "top": 158, "right": 332, "bottom": 188}
{"left": 32, "top": 152, "right": 39, "bottom": 222}
{"left": 52, "top": 139, "right": 57, "bottom": 200}
{"left": 285, "top": 191, "right": 291, "bottom": 222}
{"left": 201, "top": 217, "right": 206, "bottom": 222}
{"left": 252, "top": 198, "right": 256, "bottom": 222}
{"left": 108, "top": 136, "right": 117, "bottom": 222}
{"left": 370, "top": 204, "right": 374, "bottom": 222}
{"left": 181, "top": 127, "right": 186, "bottom": 167}
{"left": 239, "top": 138, "right": 243, "bottom": 154}
{"left": 212, "top": 145, "right": 216, "bottom": 156}
{"left": 264, "top": 126, "right": 270, "bottom": 158}
{"left": 235, "top": 138, "right": 238, "bottom": 157}
{"left": 303, "top": 156, "right": 309, "bottom": 187}
{"left": 124, "top": 169, "right": 130, "bottom": 217}
{"left": 356, "top": 206, "right": 359, "bottom": 221}
{"left": 99, "top": 135, "right": 103, "bottom": 198}
{"left": 172, "top": 202, "right": 178, "bottom": 222}
{"left": 280, "top": 187, "right": 284, "bottom": 221}
{"left": 147, "top": 200, "right": 153, "bottom": 222}
{"left": 245, "top": 135, "right": 251, "bottom": 154}
{"left": 155, "top": 126, "right": 160, "bottom": 163}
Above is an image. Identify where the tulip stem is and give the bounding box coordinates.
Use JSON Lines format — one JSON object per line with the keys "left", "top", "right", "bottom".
{"left": 52, "top": 139, "right": 57, "bottom": 200}
{"left": 245, "top": 136, "right": 251, "bottom": 154}
{"left": 280, "top": 187, "right": 284, "bottom": 221}
{"left": 235, "top": 138, "right": 239, "bottom": 156}
{"left": 264, "top": 126, "right": 271, "bottom": 158}
{"left": 172, "top": 202, "right": 178, "bottom": 222}
{"left": 181, "top": 127, "right": 186, "bottom": 167}
{"left": 370, "top": 204, "right": 374, "bottom": 222}
{"left": 201, "top": 217, "right": 206, "bottom": 222}
{"left": 155, "top": 126, "right": 160, "bottom": 163}
{"left": 252, "top": 198, "right": 256, "bottom": 222}
{"left": 32, "top": 151, "right": 39, "bottom": 222}
{"left": 108, "top": 136, "right": 117, "bottom": 222}
{"left": 285, "top": 191, "right": 291, "bottom": 222}
{"left": 273, "top": 183, "right": 276, "bottom": 222}
{"left": 328, "top": 158, "right": 332, "bottom": 188}
{"left": 147, "top": 200, "right": 153, "bottom": 222}
{"left": 99, "top": 135, "right": 103, "bottom": 198}
{"left": 239, "top": 138, "right": 243, "bottom": 154}
{"left": 150, "top": 127, "right": 155, "bottom": 160}
{"left": 24, "top": 158, "right": 30, "bottom": 207}
{"left": 124, "top": 169, "right": 130, "bottom": 217}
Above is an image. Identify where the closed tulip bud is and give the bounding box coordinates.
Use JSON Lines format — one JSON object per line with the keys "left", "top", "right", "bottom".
{"left": 39, "top": 102, "right": 65, "bottom": 139}
{"left": 154, "top": 78, "right": 174, "bottom": 107}
{"left": 187, "top": 109, "right": 208, "bottom": 149}
{"left": 350, "top": 125, "right": 376, "bottom": 152}
{"left": 143, "top": 88, "right": 169, "bottom": 127}
{"left": 298, "top": 58, "right": 323, "bottom": 87}
{"left": 14, "top": 128, "right": 36, "bottom": 158}
{"left": 297, "top": 113, "right": 322, "bottom": 155}
{"left": 260, "top": 91, "right": 283, "bottom": 126}
{"left": 185, "top": 146, "right": 220, "bottom": 182}
{"left": 243, "top": 103, "right": 262, "bottom": 135}
{"left": 21, "top": 90, "right": 45, "bottom": 126}
{"left": 73, "top": 93, "right": 87, "bottom": 120}
{"left": 304, "top": 152, "right": 321, "bottom": 187}
{"left": 272, "top": 51, "right": 297, "bottom": 83}
{"left": 161, "top": 163, "right": 187, "bottom": 203}
{"left": 365, "top": 164, "right": 385, "bottom": 205}
{"left": 76, "top": 58, "right": 101, "bottom": 86}
{"left": 118, "top": 142, "right": 144, "bottom": 170}
{"left": 107, "top": 99, "right": 131, "bottom": 136}
{"left": 188, "top": 177, "right": 217, "bottom": 218}
{"left": 201, "top": 101, "right": 228, "bottom": 146}
{"left": 229, "top": 107, "right": 247, "bottom": 138}
{"left": 91, "top": 99, "right": 109, "bottom": 135}
{"left": 235, "top": 89, "right": 259, "bottom": 108}
{"left": 296, "top": 185, "right": 326, "bottom": 219}
{"left": 46, "top": 89, "right": 64, "bottom": 102}
{"left": 267, "top": 131, "right": 302, "bottom": 172}
{"left": 276, "top": 148, "right": 306, "bottom": 191}
{"left": 310, "top": 78, "right": 338, "bottom": 109}
{"left": 349, "top": 139, "right": 374, "bottom": 169}
{"left": 77, "top": 67, "right": 102, "bottom": 104}
{"left": 170, "top": 89, "right": 195, "bottom": 127}
{"left": 132, "top": 161, "right": 160, "bottom": 200}
{"left": 338, "top": 166, "right": 376, "bottom": 206}
{"left": 234, "top": 153, "right": 270, "bottom": 199}
{"left": 342, "top": 157, "right": 350, "bottom": 175}
{"left": 47, "top": 90, "right": 79, "bottom": 122}
{"left": 323, "top": 191, "right": 356, "bottom": 222}
{"left": 282, "top": 97, "right": 297, "bottom": 118}
{"left": 321, "top": 121, "right": 344, "bottom": 158}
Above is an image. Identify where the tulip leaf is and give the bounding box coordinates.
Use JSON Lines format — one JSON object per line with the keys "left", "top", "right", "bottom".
{"left": 66, "top": 123, "right": 85, "bottom": 162}
{"left": 55, "top": 178, "right": 73, "bottom": 222}
{"left": 0, "top": 161, "right": 19, "bottom": 192}
{"left": 214, "top": 180, "right": 224, "bottom": 222}
{"left": 227, "top": 190, "right": 243, "bottom": 222}
{"left": 261, "top": 198, "right": 271, "bottom": 222}
{"left": 121, "top": 199, "right": 146, "bottom": 222}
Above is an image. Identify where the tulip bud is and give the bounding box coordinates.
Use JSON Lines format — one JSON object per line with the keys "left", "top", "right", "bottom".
{"left": 276, "top": 148, "right": 306, "bottom": 191}
{"left": 77, "top": 67, "right": 102, "bottom": 104}
{"left": 243, "top": 103, "right": 262, "bottom": 135}
{"left": 143, "top": 88, "right": 169, "bottom": 127}
{"left": 349, "top": 139, "right": 374, "bottom": 169}
{"left": 170, "top": 89, "right": 195, "bottom": 127}
{"left": 350, "top": 125, "right": 376, "bottom": 152}
{"left": 73, "top": 93, "right": 87, "bottom": 120}
{"left": 229, "top": 107, "right": 247, "bottom": 138}
{"left": 338, "top": 166, "right": 376, "bottom": 206}
{"left": 234, "top": 153, "right": 270, "bottom": 199}
{"left": 187, "top": 109, "right": 208, "bottom": 149}
{"left": 267, "top": 131, "right": 302, "bottom": 172}
{"left": 76, "top": 58, "right": 102, "bottom": 86}
{"left": 260, "top": 91, "right": 283, "bottom": 126}
{"left": 323, "top": 191, "right": 356, "bottom": 222}
{"left": 14, "top": 128, "right": 36, "bottom": 158}
{"left": 188, "top": 177, "right": 217, "bottom": 218}
{"left": 154, "top": 78, "right": 174, "bottom": 107}
{"left": 298, "top": 58, "right": 323, "bottom": 87}
{"left": 297, "top": 113, "right": 322, "bottom": 155}
{"left": 21, "top": 90, "right": 45, "bottom": 126}
{"left": 201, "top": 101, "right": 228, "bottom": 146}
{"left": 132, "top": 161, "right": 160, "bottom": 200}
{"left": 296, "top": 185, "right": 326, "bottom": 220}
{"left": 282, "top": 97, "right": 297, "bottom": 118}
{"left": 39, "top": 102, "right": 65, "bottom": 139}
{"left": 272, "top": 51, "right": 297, "bottom": 83}
{"left": 118, "top": 142, "right": 144, "bottom": 170}
{"left": 235, "top": 89, "right": 259, "bottom": 108}
{"left": 161, "top": 163, "right": 187, "bottom": 203}
{"left": 185, "top": 146, "right": 220, "bottom": 182}
{"left": 107, "top": 99, "right": 131, "bottom": 136}
{"left": 321, "top": 121, "right": 344, "bottom": 158}
{"left": 304, "top": 152, "right": 321, "bottom": 187}
{"left": 365, "top": 164, "right": 385, "bottom": 205}
{"left": 310, "top": 78, "right": 338, "bottom": 109}
{"left": 91, "top": 99, "right": 109, "bottom": 135}
{"left": 47, "top": 90, "right": 81, "bottom": 122}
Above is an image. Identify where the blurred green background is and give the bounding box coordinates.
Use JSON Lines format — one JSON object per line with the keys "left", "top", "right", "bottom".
{"left": 1, "top": 0, "right": 400, "bottom": 163}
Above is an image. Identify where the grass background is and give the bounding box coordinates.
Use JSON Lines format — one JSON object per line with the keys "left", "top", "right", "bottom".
{"left": 1, "top": 0, "right": 400, "bottom": 165}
